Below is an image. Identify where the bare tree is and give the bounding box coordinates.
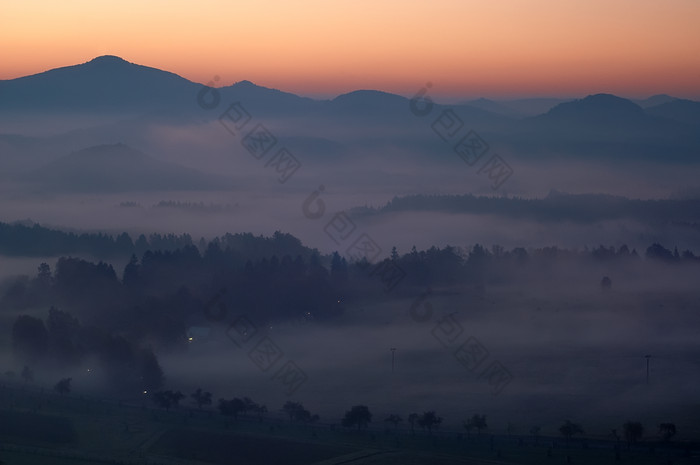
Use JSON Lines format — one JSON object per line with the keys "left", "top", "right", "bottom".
{"left": 659, "top": 423, "right": 676, "bottom": 442}
{"left": 385, "top": 414, "right": 402, "bottom": 429}
{"left": 54, "top": 377, "right": 71, "bottom": 395}
{"left": 559, "top": 420, "right": 583, "bottom": 448}
{"left": 417, "top": 411, "right": 442, "bottom": 434}
{"left": 190, "top": 388, "right": 212, "bottom": 409}
{"left": 342, "top": 405, "right": 372, "bottom": 431}
{"left": 466, "top": 414, "right": 487, "bottom": 437}
{"left": 408, "top": 413, "right": 419, "bottom": 435}
{"left": 623, "top": 421, "right": 644, "bottom": 449}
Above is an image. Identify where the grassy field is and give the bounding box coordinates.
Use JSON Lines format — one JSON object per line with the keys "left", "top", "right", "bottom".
{"left": 1, "top": 383, "right": 699, "bottom": 465}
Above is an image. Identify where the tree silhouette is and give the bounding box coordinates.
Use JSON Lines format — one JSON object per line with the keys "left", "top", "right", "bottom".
{"left": 21, "top": 365, "right": 33, "bottom": 384}
{"left": 659, "top": 423, "right": 676, "bottom": 442}
{"left": 559, "top": 420, "right": 583, "bottom": 448}
{"left": 418, "top": 411, "right": 442, "bottom": 434}
{"left": 137, "top": 347, "right": 164, "bottom": 392}
{"left": 54, "top": 377, "right": 72, "bottom": 395}
{"left": 253, "top": 403, "right": 269, "bottom": 421}
{"left": 466, "top": 414, "right": 487, "bottom": 436}
{"left": 152, "top": 390, "right": 184, "bottom": 411}
{"left": 385, "top": 414, "right": 402, "bottom": 429}
{"left": 342, "top": 405, "right": 372, "bottom": 431}
{"left": 408, "top": 413, "right": 419, "bottom": 434}
{"left": 36, "top": 262, "right": 52, "bottom": 290}
{"left": 46, "top": 307, "right": 83, "bottom": 366}
{"left": 12, "top": 315, "right": 48, "bottom": 363}
{"left": 122, "top": 254, "right": 140, "bottom": 287}
{"left": 600, "top": 276, "right": 612, "bottom": 291}
{"left": 623, "top": 421, "right": 644, "bottom": 448}
{"left": 219, "top": 398, "right": 246, "bottom": 419}
{"left": 279, "top": 401, "right": 316, "bottom": 423}
{"left": 191, "top": 388, "right": 212, "bottom": 409}
{"left": 283, "top": 401, "right": 303, "bottom": 421}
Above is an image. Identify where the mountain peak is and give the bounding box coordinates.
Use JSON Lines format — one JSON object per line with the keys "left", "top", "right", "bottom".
{"left": 544, "top": 93, "right": 644, "bottom": 122}
{"left": 88, "top": 55, "right": 128, "bottom": 63}
{"left": 84, "top": 55, "right": 132, "bottom": 68}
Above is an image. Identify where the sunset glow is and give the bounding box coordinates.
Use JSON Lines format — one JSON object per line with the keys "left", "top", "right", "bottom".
{"left": 1, "top": 0, "right": 699, "bottom": 98}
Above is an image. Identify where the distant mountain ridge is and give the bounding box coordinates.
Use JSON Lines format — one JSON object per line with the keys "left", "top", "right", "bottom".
{"left": 2, "top": 55, "right": 697, "bottom": 118}
{"left": 1, "top": 55, "right": 699, "bottom": 167}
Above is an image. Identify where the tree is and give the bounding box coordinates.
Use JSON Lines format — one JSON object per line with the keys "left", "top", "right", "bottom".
{"left": 466, "top": 414, "right": 487, "bottom": 436}
{"left": 600, "top": 276, "right": 612, "bottom": 291}
{"left": 253, "top": 403, "right": 269, "bottom": 421}
{"left": 559, "top": 420, "right": 583, "bottom": 448}
{"left": 330, "top": 252, "right": 348, "bottom": 283}
{"left": 385, "top": 414, "right": 402, "bottom": 429}
{"left": 46, "top": 307, "right": 82, "bottom": 366}
{"left": 623, "top": 421, "right": 644, "bottom": 448}
{"left": 191, "top": 388, "right": 212, "bottom": 409}
{"left": 36, "top": 262, "right": 52, "bottom": 289}
{"left": 463, "top": 419, "right": 475, "bottom": 438}
{"left": 219, "top": 398, "right": 246, "bottom": 419}
{"left": 137, "top": 347, "right": 164, "bottom": 392}
{"left": 12, "top": 315, "right": 48, "bottom": 363}
{"left": 390, "top": 246, "right": 399, "bottom": 261}
{"left": 645, "top": 243, "right": 674, "bottom": 261}
{"left": 122, "top": 254, "right": 140, "bottom": 287}
{"left": 152, "top": 390, "right": 184, "bottom": 411}
{"left": 283, "top": 401, "right": 304, "bottom": 422}
{"left": 342, "top": 405, "right": 372, "bottom": 431}
{"left": 54, "top": 377, "right": 72, "bottom": 395}
{"left": 659, "top": 423, "right": 676, "bottom": 442}
{"left": 417, "top": 411, "right": 442, "bottom": 434}
{"left": 408, "top": 413, "right": 419, "bottom": 434}
{"left": 21, "top": 365, "right": 34, "bottom": 384}
{"left": 280, "top": 401, "right": 316, "bottom": 423}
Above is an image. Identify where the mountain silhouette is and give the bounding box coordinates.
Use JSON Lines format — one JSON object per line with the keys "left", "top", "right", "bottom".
{"left": 539, "top": 93, "right": 646, "bottom": 125}
{"left": 0, "top": 56, "right": 198, "bottom": 111}
{"left": 645, "top": 99, "right": 700, "bottom": 126}
{"left": 1, "top": 56, "right": 699, "bottom": 165}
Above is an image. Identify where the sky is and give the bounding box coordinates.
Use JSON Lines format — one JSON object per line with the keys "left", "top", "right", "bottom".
{"left": 1, "top": 0, "right": 699, "bottom": 99}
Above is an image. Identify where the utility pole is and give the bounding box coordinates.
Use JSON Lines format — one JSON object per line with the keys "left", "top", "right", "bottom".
{"left": 645, "top": 354, "right": 651, "bottom": 385}
{"left": 390, "top": 348, "right": 397, "bottom": 373}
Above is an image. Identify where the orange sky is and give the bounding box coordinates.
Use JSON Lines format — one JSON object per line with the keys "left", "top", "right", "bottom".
{"left": 1, "top": 0, "right": 699, "bottom": 99}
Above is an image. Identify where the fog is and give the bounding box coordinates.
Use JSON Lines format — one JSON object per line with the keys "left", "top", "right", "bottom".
{"left": 2, "top": 69, "right": 700, "bottom": 450}
{"left": 155, "top": 261, "right": 700, "bottom": 435}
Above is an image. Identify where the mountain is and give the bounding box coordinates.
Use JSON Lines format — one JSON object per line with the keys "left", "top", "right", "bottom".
{"left": 645, "top": 99, "right": 700, "bottom": 126}
{"left": 25, "top": 143, "right": 232, "bottom": 192}
{"left": 537, "top": 93, "right": 646, "bottom": 125}
{"left": 2, "top": 56, "right": 699, "bottom": 167}
{"left": 218, "top": 80, "right": 319, "bottom": 116}
{"left": 0, "top": 55, "right": 198, "bottom": 112}
{"left": 496, "top": 94, "right": 700, "bottom": 162}
{"left": 635, "top": 94, "right": 678, "bottom": 108}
